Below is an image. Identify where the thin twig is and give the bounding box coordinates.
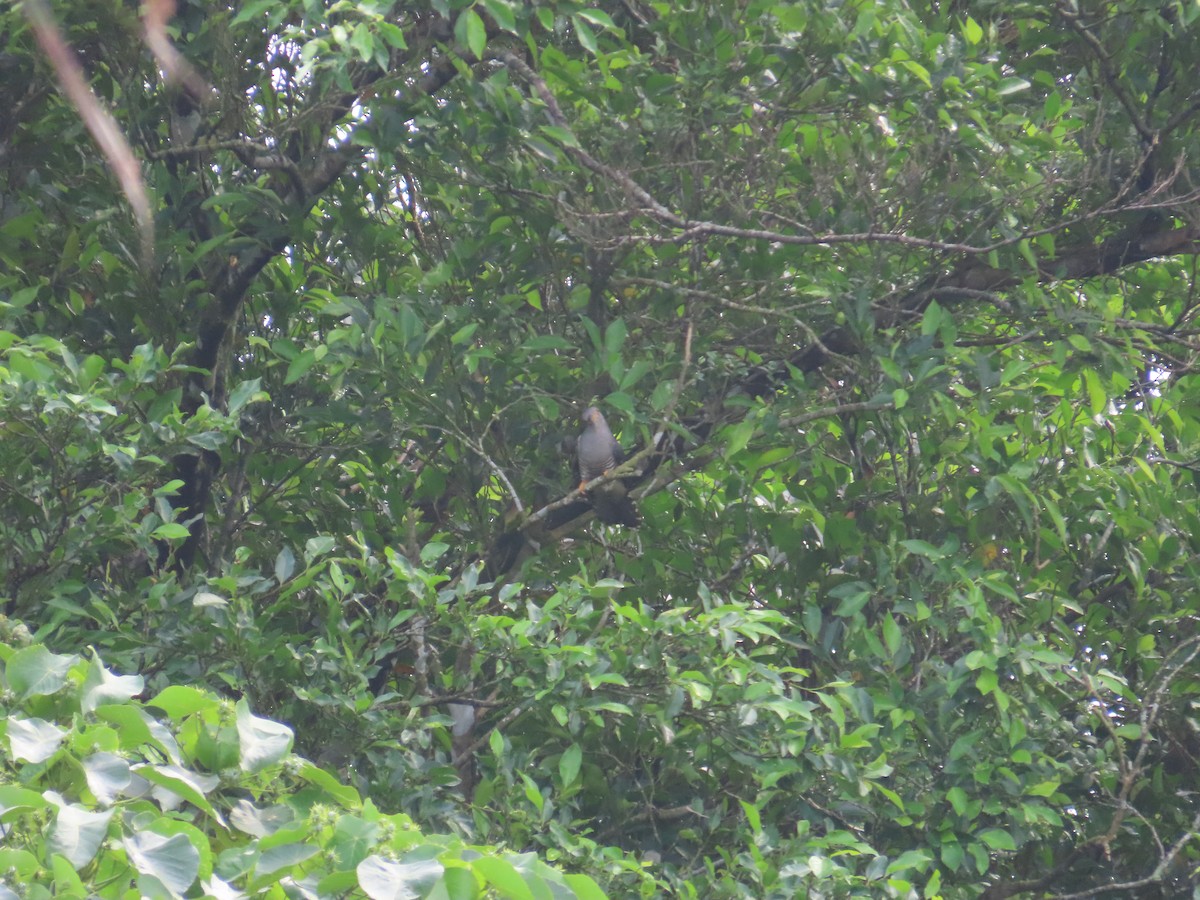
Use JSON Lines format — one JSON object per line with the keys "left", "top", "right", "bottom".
{"left": 777, "top": 399, "right": 894, "bottom": 429}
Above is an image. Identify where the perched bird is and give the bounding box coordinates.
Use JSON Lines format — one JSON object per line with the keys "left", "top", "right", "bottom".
{"left": 578, "top": 407, "right": 622, "bottom": 485}
{"left": 577, "top": 406, "right": 640, "bottom": 527}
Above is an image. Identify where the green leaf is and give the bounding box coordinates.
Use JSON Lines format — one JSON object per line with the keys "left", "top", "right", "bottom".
{"left": 7, "top": 717, "right": 66, "bottom": 764}
{"left": 558, "top": 744, "right": 582, "bottom": 788}
{"left": 123, "top": 831, "right": 201, "bottom": 895}
{"left": 421, "top": 542, "right": 450, "bottom": 564}
{"left": 0, "top": 785, "right": 51, "bottom": 817}
{"left": 275, "top": 545, "right": 296, "bottom": 582}
{"left": 284, "top": 349, "right": 319, "bottom": 385}
{"left": 349, "top": 23, "right": 377, "bottom": 63}
{"left": 882, "top": 613, "right": 901, "bottom": 656}
{"left": 378, "top": 21, "right": 408, "bottom": 49}
{"left": 451, "top": 322, "right": 479, "bottom": 346}
{"left": 571, "top": 15, "right": 598, "bottom": 53}
{"left": 923, "top": 866, "right": 942, "bottom": 899}
{"left": 1082, "top": 369, "right": 1106, "bottom": 415}
{"left": 456, "top": 9, "right": 487, "bottom": 59}
{"left": 946, "top": 786, "right": 968, "bottom": 816}
{"left": 358, "top": 855, "right": 445, "bottom": 900}
{"left": 977, "top": 828, "right": 1017, "bottom": 851}
{"left": 151, "top": 522, "right": 191, "bottom": 540}
{"left": 304, "top": 536, "right": 337, "bottom": 560}
{"left": 1043, "top": 91, "right": 1063, "bottom": 120}
{"left": 522, "top": 335, "right": 574, "bottom": 351}
{"left": 941, "top": 841, "right": 964, "bottom": 871}
{"left": 230, "top": 0, "right": 274, "bottom": 25}
{"left": 133, "top": 764, "right": 224, "bottom": 825}
{"left": 900, "top": 60, "right": 931, "bottom": 89}
{"left": 489, "top": 728, "right": 505, "bottom": 759}
{"left": 147, "top": 685, "right": 215, "bottom": 719}
{"left": 186, "top": 431, "right": 226, "bottom": 451}
{"left": 481, "top": 0, "right": 518, "bottom": 33}
{"left": 45, "top": 794, "right": 113, "bottom": 870}
{"left": 575, "top": 9, "right": 616, "bottom": 28}
{"left": 887, "top": 849, "right": 931, "bottom": 873}
{"left": 473, "top": 857, "right": 535, "bottom": 900}
{"left": 1025, "top": 781, "right": 1059, "bottom": 798}
{"left": 83, "top": 752, "right": 131, "bottom": 805}
{"left": 297, "top": 760, "right": 362, "bottom": 808}
{"left": 81, "top": 654, "right": 144, "bottom": 713}
{"left": 236, "top": 699, "right": 294, "bottom": 773}
{"left": 6, "top": 646, "right": 76, "bottom": 699}
{"left": 833, "top": 592, "right": 870, "bottom": 617}
{"left": 193, "top": 591, "right": 228, "bottom": 609}
{"left": 540, "top": 124, "right": 581, "bottom": 149}
{"left": 920, "top": 300, "right": 944, "bottom": 336}
{"left": 520, "top": 773, "right": 544, "bottom": 813}
{"left": 997, "top": 77, "right": 1031, "bottom": 96}
{"left": 1067, "top": 334, "right": 1092, "bottom": 353}
{"left": 724, "top": 419, "right": 756, "bottom": 458}
{"left": 564, "top": 872, "right": 609, "bottom": 900}
{"left": 227, "top": 378, "right": 266, "bottom": 416}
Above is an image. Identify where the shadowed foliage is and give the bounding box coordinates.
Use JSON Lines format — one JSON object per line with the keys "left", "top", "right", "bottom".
{"left": 4, "top": 0, "right": 1200, "bottom": 896}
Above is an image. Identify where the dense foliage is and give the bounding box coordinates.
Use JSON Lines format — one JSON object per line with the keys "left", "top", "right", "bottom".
{"left": 5, "top": 0, "right": 1200, "bottom": 896}
{"left": 0, "top": 627, "right": 609, "bottom": 898}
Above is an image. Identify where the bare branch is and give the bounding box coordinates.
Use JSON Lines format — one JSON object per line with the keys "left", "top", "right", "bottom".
{"left": 23, "top": 0, "right": 154, "bottom": 265}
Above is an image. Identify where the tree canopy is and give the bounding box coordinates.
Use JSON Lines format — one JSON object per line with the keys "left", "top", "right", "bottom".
{"left": 4, "top": 0, "right": 1200, "bottom": 896}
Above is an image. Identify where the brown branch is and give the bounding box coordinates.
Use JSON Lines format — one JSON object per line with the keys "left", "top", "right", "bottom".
{"left": 985, "top": 641, "right": 1200, "bottom": 900}
{"left": 147, "top": 139, "right": 273, "bottom": 160}
{"left": 1047, "top": 810, "right": 1200, "bottom": 899}
{"left": 1054, "top": 1, "right": 1156, "bottom": 145}
{"left": 505, "top": 47, "right": 1200, "bottom": 282}
{"left": 141, "top": 0, "right": 216, "bottom": 108}
{"left": 480, "top": 36, "right": 1200, "bottom": 585}
{"left": 402, "top": 695, "right": 505, "bottom": 710}
{"left": 168, "top": 11, "right": 476, "bottom": 569}
{"left": 521, "top": 449, "right": 654, "bottom": 532}
{"left": 22, "top": 0, "right": 154, "bottom": 265}
{"left": 777, "top": 400, "right": 894, "bottom": 430}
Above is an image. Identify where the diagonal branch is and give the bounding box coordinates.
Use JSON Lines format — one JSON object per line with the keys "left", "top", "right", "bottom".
{"left": 23, "top": 0, "right": 154, "bottom": 265}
